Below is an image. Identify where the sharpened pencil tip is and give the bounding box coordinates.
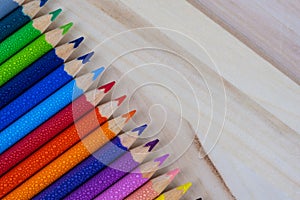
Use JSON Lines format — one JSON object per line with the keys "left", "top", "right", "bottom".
{"left": 40, "top": 0, "right": 48, "bottom": 7}
{"left": 177, "top": 182, "right": 192, "bottom": 194}
{"left": 70, "top": 37, "right": 84, "bottom": 48}
{"left": 50, "top": 8, "right": 62, "bottom": 21}
{"left": 92, "top": 67, "right": 105, "bottom": 80}
{"left": 144, "top": 139, "right": 159, "bottom": 151}
{"left": 122, "top": 110, "right": 136, "bottom": 122}
{"left": 167, "top": 168, "right": 180, "bottom": 179}
{"left": 115, "top": 95, "right": 126, "bottom": 106}
{"left": 155, "top": 154, "right": 169, "bottom": 166}
{"left": 77, "top": 51, "right": 93, "bottom": 64}
{"left": 132, "top": 124, "right": 147, "bottom": 135}
{"left": 60, "top": 22, "right": 73, "bottom": 35}
{"left": 98, "top": 81, "right": 115, "bottom": 93}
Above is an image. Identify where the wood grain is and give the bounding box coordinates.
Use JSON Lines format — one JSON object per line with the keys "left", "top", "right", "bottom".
{"left": 187, "top": 0, "right": 300, "bottom": 85}
{"left": 35, "top": 0, "right": 300, "bottom": 199}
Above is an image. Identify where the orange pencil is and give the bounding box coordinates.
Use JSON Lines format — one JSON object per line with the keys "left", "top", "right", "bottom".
{"left": 4, "top": 110, "right": 136, "bottom": 200}
{"left": 0, "top": 96, "right": 126, "bottom": 198}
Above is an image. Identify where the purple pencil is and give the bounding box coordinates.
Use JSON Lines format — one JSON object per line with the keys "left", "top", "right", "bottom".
{"left": 65, "top": 139, "right": 160, "bottom": 200}
{"left": 95, "top": 154, "right": 170, "bottom": 200}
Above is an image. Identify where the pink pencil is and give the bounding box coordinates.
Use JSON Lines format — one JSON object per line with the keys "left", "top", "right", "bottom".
{"left": 95, "top": 154, "right": 170, "bottom": 200}
{"left": 125, "top": 168, "right": 180, "bottom": 200}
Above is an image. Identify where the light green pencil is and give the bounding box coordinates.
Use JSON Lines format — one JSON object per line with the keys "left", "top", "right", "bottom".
{"left": 0, "top": 9, "right": 62, "bottom": 65}
{"left": 0, "top": 22, "right": 73, "bottom": 87}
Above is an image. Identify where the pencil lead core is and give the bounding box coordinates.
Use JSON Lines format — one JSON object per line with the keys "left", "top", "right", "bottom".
{"left": 77, "top": 51, "right": 93, "bottom": 64}
{"left": 69, "top": 37, "right": 84, "bottom": 48}
{"left": 144, "top": 139, "right": 159, "bottom": 151}
{"left": 98, "top": 81, "right": 115, "bottom": 93}
{"left": 92, "top": 67, "right": 105, "bottom": 80}
{"left": 40, "top": 0, "right": 48, "bottom": 7}
{"left": 178, "top": 182, "right": 192, "bottom": 194}
{"left": 155, "top": 154, "right": 169, "bottom": 166}
{"left": 115, "top": 95, "right": 126, "bottom": 106}
{"left": 132, "top": 124, "right": 147, "bottom": 135}
{"left": 50, "top": 8, "right": 62, "bottom": 21}
{"left": 167, "top": 168, "right": 180, "bottom": 179}
{"left": 60, "top": 22, "right": 73, "bottom": 35}
{"left": 122, "top": 110, "right": 136, "bottom": 122}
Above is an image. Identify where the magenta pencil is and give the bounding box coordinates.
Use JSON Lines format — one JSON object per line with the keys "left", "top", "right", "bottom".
{"left": 65, "top": 139, "right": 160, "bottom": 200}
{"left": 95, "top": 154, "right": 170, "bottom": 200}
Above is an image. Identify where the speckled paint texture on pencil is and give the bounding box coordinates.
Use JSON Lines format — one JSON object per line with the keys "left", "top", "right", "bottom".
{"left": 0, "top": 81, "right": 114, "bottom": 176}
{"left": 0, "top": 37, "right": 83, "bottom": 109}
{"left": 3, "top": 113, "right": 134, "bottom": 200}
{"left": 0, "top": 0, "right": 20, "bottom": 19}
{"left": 0, "top": 96, "right": 90, "bottom": 176}
{"left": 0, "top": 51, "right": 90, "bottom": 131}
{"left": 0, "top": 22, "right": 73, "bottom": 86}
{"left": 67, "top": 139, "right": 159, "bottom": 200}
{"left": 0, "top": 80, "right": 86, "bottom": 153}
{"left": 0, "top": 106, "right": 109, "bottom": 198}
{"left": 0, "top": 7, "right": 31, "bottom": 41}
{"left": 34, "top": 125, "right": 145, "bottom": 200}
{"left": 0, "top": 9, "right": 62, "bottom": 64}
{"left": 96, "top": 154, "right": 169, "bottom": 200}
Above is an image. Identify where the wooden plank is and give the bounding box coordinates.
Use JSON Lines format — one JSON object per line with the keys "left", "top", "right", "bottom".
{"left": 37, "top": 0, "right": 300, "bottom": 199}
{"left": 187, "top": 0, "right": 300, "bottom": 85}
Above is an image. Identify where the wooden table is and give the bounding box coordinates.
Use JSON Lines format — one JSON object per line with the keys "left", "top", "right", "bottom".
{"left": 36, "top": 0, "right": 300, "bottom": 199}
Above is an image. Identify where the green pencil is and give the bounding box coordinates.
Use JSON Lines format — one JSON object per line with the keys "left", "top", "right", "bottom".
{"left": 0, "top": 9, "right": 62, "bottom": 65}
{"left": 0, "top": 22, "right": 73, "bottom": 86}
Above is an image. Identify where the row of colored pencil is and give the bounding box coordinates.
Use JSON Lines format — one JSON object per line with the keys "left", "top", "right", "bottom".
{"left": 0, "top": 1, "right": 193, "bottom": 199}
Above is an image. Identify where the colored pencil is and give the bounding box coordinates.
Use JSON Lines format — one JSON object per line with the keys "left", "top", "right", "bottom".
{"left": 3, "top": 111, "right": 136, "bottom": 199}
{"left": 0, "top": 37, "right": 84, "bottom": 109}
{"left": 0, "top": 0, "right": 48, "bottom": 42}
{"left": 0, "top": 97, "right": 125, "bottom": 197}
{"left": 0, "top": 67, "right": 103, "bottom": 153}
{"left": 0, "top": 81, "right": 115, "bottom": 176}
{"left": 0, "top": 22, "right": 73, "bottom": 86}
{"left": 0, "top": 0, "right": 25, "bottom": 19}
{"left": 125, "top": 169, "right": 180, "bottom": 200}
{"left": 155, "top": 182, "right": 192, "bottom": 200}
{"left": 65, "top": 138, "right": 160, "bottom": 200}
{"left": 95, "top": 154, "right": 170, "bottom": 200}
{"left": 0, "top": 9, "right": 62, "bottom": 64}
{"left": 0, "top": 50, "right": 91, "bottom": 131}
{"left": 35, "top": 124, "right": 148, "bottom": 200}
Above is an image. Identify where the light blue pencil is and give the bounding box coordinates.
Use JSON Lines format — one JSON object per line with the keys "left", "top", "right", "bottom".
{"left": 0, "top": 0, "right": 24, "bottom": 19}
{"left": 0, "top": 67, "right": 105, "bottom": 153}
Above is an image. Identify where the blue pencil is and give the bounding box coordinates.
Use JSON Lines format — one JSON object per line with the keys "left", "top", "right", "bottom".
{"left": 0, "top": 37, "right": 84, "bottom": 109}
{"left": 0, "top": 0, "right": 48, "bottom": 42}
{"left": 0, "top": 67, "right": 105, "bottom": 153}
{"left": 0, "top": 0, "right": 24, "bottom": 19}
{"left": 34, "top": 125, "right": 147, "bottom": 200}
{"left": 0, "top": 51, "right": 92, "bottom": 131}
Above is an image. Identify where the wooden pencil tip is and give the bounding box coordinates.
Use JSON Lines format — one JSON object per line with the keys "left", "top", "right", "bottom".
{"left": 114, "top": 95, "right": 126, "bottom": 106}
{"left": 154, "top": 154, "right": 169, "bottom": 166}
{"left": 167, "top": 168, "right": 180, "bottom": 180}
{"left": 122, "top": 110, "right": 136, "bottom": 122}
{"left": 60, "top": 22, "right": 73, "bottom": 35}
{"left": 177, "top": 182, "right": 192, "bottom": 194}
{"left": 92, "top": 67, "right": 105, "bottom": 81}
{"left": 50, "top": 8, "right": 62, "bottom": 21}
{"left": 98, "top": 81, "right": 115, "bottom": 93}
{"left": 40, "top": 0, "right": 48, "bottom": 7}
{"left": 132, "top": 124, "right": 147, "bottom": 136}
{"left": 77, "top": 51, "right": 93, "bottom": 63}
{"left": 144, "top": 139, "right": 159, "bottom": 151}
{"left": 69, "top": 37, "right": 84, "bottom": 48}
